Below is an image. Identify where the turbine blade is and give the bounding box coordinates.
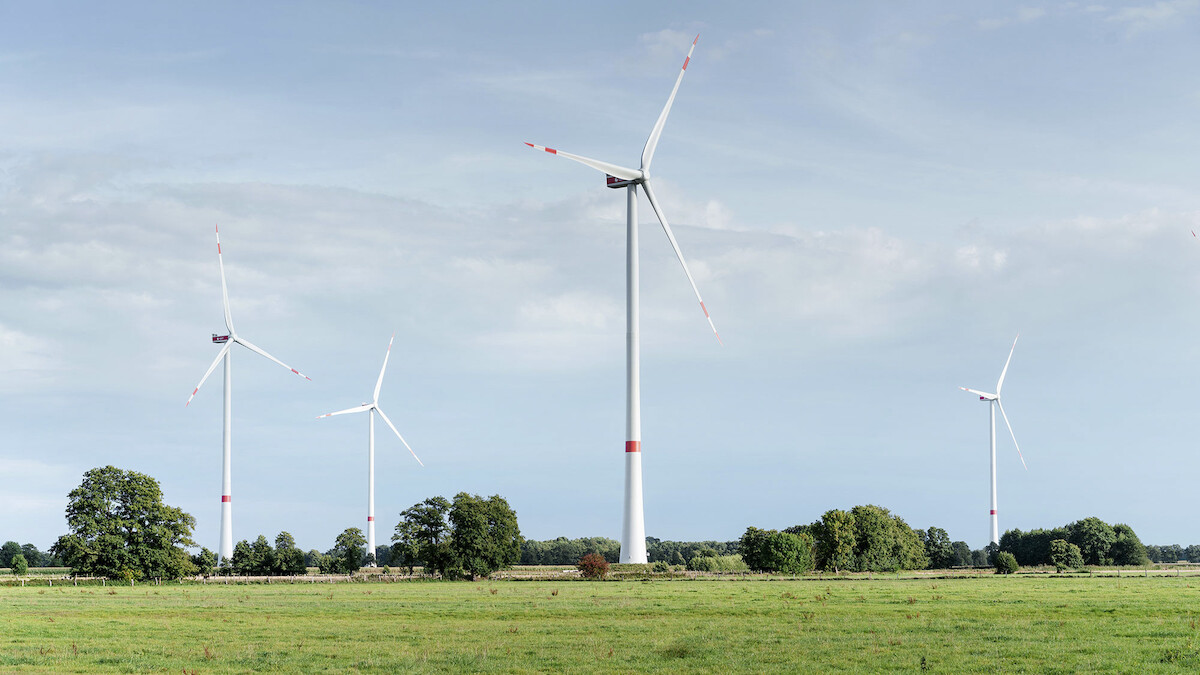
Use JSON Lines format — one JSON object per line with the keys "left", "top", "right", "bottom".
{"left": 215, "top": 224, "right": 235, "bottom": 335}
{"left": 234, "top": 337, "right": 311, "bottom": 381}
{"left": 996, "top": 399, "right": 1027, "bottom": 471}
{"left": 186, "top": 342, "right": 231, "bottom": 406}
{"left": 641, "top": 34, "right": 698, "bottom": 171}
{"left": 960, "top": 387, "right": 995, "bottom": 399}
{"left": 373, "top": 333, "right": 395, "bottom": 405}
{"left": 642, "top": 180, "right": 721, "bottom": 344}
{"left": 996, "top": 333, "right": 1019, "bottom": 395}
{"left": 317, "top": 404, "right": 371, "bottom": 419}
{"left": 524, "top": 143, "right": 641, "bottom": 181}
{"left": 375, "top": 407, "right": 424, "bottom": 467}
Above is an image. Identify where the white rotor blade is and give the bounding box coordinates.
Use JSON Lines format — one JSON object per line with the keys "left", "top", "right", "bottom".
{"left": 375, "top": 407, "right": 424, "bottom": 467}
{"left": 996, "top": 333, "right": 1019, "bottom": 395}
{"left": 524, "top": 143, "right": 642, "bottom": 181}
{"left": 641, "top": 34, "right": 698, "bottom": 172}
{"left": 317, "top": 404, "right": 371, "bottom": 419}
{"left": 642, "top": 180, "right": 721, "bottom": 344}
{"left": 215, "top": 224, "right": 235, "bottom": 335}
{"left": 996, "top": 399, "right": 1027, "bottom": 471}
{"left": 186, "top": 342, "right": 231, "bottom": 407}
{"left": 373, "top": 333, "right": 395, "bottom": 405}
{"left": 234, "top": 337, "right": 311, "bottom": 381}
{"left": 959, "top": 386, "right": 995, "bottom": 400}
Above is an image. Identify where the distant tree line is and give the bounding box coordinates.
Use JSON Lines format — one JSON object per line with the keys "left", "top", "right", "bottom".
{"left": 521, "top": 537, "right": 621, "bottom": 565}
{"left": 1, "top": 541, "right": 62, "bottom": 568}
{"left": 785, "top": 505, "right": 929, "bottom": 573}
{"left": 999, "top": 517, "right": 1148, "bottom": 567}
{"left": 1145, "top": 545, "right": 1200, "bottom": 563}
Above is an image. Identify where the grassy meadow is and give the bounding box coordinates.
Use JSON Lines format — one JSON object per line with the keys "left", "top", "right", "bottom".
{"left": 3, "top": 573, "right": 1200, "bottom": 672}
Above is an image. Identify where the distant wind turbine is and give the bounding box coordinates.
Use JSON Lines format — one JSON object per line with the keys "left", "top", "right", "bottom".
{"left": 960, "top": 334, "right": 1027, "bottom": 545}
{"left": 186, "top": 225, "right": 311, "bottom": 565}
{"left": 318, "top": 334, "right": 423, "bottom": 565}
{"left": 525, "top": 35, "right": 719, "bottom": 564}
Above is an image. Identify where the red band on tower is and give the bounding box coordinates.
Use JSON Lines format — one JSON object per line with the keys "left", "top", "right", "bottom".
{"left": 221, "top": 495, "right": 231, "bottom": 503}
{"left": 990, "top": 509, "right": 996, "bottom": 515}
{"left": 625, "top": 441, "right": 641, "bottom": 453}
{"left": 367, "top": 516, "right": 374, "bottom": 522}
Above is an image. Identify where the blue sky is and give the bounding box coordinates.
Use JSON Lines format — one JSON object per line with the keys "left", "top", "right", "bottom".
{"left": 3, "top": 1, "right": 1200, "bottom": 553}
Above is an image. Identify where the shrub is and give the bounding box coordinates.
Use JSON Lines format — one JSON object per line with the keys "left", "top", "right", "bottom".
{"left": 577, "top": 553, "right": 610, "bottom": 580}
{"left": 10, "top": 554, "right": 27, "bottom": 576}
{"left": 1049, "top": 539, "right": 1084, "bottom": 572}
{"left": 652, "top": 560, "right": 671, "bottom": 573}
{"left": 994, "top": 551, "right": 1019, "bottom": 575}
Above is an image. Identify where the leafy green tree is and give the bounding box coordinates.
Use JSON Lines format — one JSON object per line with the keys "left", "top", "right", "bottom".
{"left": 738, "top": 526, "right": 770, "bottom": 572}
{"left": 1109, "top": 524, "right": 1148, "bottom": 566}
{"left": 374, "top": 545, "right": 392, "bottom": 567}
{"left": 0, "top": 541, "right": 19, "bottom": 568}
{"left": 274, "top": 532, "right": 307, "bottom": 575}
{"left": 921, "top": 527, "right": 954, "bottom": 570}
{"left": 231, "top": 540, "right": 254, "bottom": 575}
{"left": 761, "top": 531, "right": 814, "bottom": 574}
{"left": 448, "top": 493, "right": 522, "bottom": 579}
{"left": 1068, "top": 517, "right": 1117, "bottom": 565}
{"left": 51, "top": 466, "right": 196, "bottom": 580}
{"left": 1049, "top": 539, "right": 1084, "bottom": 572}
{"left": 577, "top": 552, "right": 609, "bottom": 579}
{"left": 249, "top": 535, "right": 275, "bottom": 575}
{"left": 810, "top": 509, "right": 857, "bottom": 572}
{"left": 994, "top": 551, "right": 1018, "bottom": 574}
{"left": 11, "top": 554, "right": 28, "bottom": 576}
{"left": 950, "top": 541, "right": 972, "bottom": 567}
{"left": 19, "top": 544, "right": 44, "bottom": 568}
{"left": 191, "top": 548, "right": 216, "bottom": 576}
{"left": 392, "top": 496, "right": 453, "bottom": 574}
{"left": 332, "top": 528, "right": 367, "bottom": 574}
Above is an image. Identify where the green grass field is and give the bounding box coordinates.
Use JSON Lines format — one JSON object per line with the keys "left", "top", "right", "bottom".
{"left": 3, "top": 574, "right": 1200, "bottom": 673}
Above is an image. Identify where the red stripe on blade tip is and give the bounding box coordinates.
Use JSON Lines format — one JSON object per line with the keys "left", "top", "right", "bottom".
{"left": 683, "top": 56, "right": 690, "bottom": 70}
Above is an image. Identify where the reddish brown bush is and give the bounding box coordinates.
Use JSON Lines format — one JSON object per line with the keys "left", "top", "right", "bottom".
{"left": 577, "top": 553, "right": 610, "bottom": 580}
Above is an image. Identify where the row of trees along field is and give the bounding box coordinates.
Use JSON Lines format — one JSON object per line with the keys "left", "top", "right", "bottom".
{"left": 38, "top": 465, "right": 524, "bottom": 581}
{"left": 998, "top": 517, "right": 1148, "bottom": 567}
{"left": 1146, "top": 545, "right": 1200, "bottom": 563}
{"left": 519, "top": 537, "right": 739, "bottom": 566}
{"left": 0, "top": 541, "right": 61, "bottom": 569}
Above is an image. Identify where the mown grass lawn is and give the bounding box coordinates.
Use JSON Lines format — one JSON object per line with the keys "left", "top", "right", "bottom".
{"left": 2, "top": 574, "right": 1199, "bottom": 672}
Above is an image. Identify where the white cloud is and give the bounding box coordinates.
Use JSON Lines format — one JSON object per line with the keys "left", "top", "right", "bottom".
{"left": 1106, "top": 0, "right": 1199, "bottom": 32}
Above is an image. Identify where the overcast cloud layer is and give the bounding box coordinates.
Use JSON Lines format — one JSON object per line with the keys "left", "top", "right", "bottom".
{"left": 3, "top": 2, "right": 1200, "bottom": 553}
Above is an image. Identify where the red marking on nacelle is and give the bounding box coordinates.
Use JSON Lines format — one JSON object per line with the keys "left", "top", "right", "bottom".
{"left": 222, "top": 495, "right": 231, "bottom": 503}
{"left": 625, "top": 441, "right": 641, "bottom": 453}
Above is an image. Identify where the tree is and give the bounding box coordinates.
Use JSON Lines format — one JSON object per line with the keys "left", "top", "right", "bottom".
{"left": 950, "top": 541, "right": 972, "bottom": 567}
{"left": 922, "top": 526, "right": 954, "bottom": 570}
{"left": 0, "top": 541, "right": 19, "bottom": 568}
{"left": 1109, "top": 524, "right": 1148, "bottom": 566}
{"left": 738, "top": 527, "right": 770, "bottom": 572}
{"left": 448, "top": 493, "right": 522, "bottom": 579}
{"left": 1049, "top": 539, "right": 1084, "bottom": 572}
{"left": 761, "top": 531, "right": 814, "bottom": 574}
{"left": 1185, "top": 545, "right": 1200, "bottom": 563}
{"left": 231, "top": 540, "right": 254, "bottom": 575}
{"left": 810, "top": 510, "right": 856, "bottom": 572}
{"left": 51, "top": 466, "right": 196, "bottom": 580}
{"left": 249, "top": 535, "right": 275, "bottom": 575}
{"left": 392, "top": 496, "right": 453, "bottom": 574}
{"left": 1067, "top": 517, "right": 1116, "bottom": 566}
{"left": 191, "top": 548, "right": 216, "bottom": 576}
{"left": 578, "top": 552, "right": 610, "bottom": 579}
{"left": 274, "top": 532, "right": 307, "bottom": 575}
{"left": 994, "top": 551, "right": 1018, "bottom": 574}
{"left": 10, "top": 554, "right": 28, "bottom": 576}
{"left": 332, "top": 528, "right": 367, "bottom": 574}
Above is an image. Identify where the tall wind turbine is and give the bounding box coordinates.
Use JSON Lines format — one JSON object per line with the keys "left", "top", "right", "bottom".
{"left": 186, "top": 225, "right": 311, "bottom": 565}
{"left": 960, "top": 334, "right": 1027, "bottom": 545}
{"left": 317, "top": 334, "right": 423, "bottom": 565}
{"left": 525, "top": 35, "right": 719, "bottom": 564}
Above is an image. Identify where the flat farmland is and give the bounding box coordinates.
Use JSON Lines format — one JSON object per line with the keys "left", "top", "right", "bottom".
{"left": 3, "top": 575, "right": 1200, "bottom": 673}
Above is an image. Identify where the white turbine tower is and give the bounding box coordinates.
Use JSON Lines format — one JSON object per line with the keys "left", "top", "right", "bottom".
{"left": 317, "top": 334, "right": 423, "bottom": 565}
{"left": 526, "top": 35, "right": 719, "bottom": 564}
{"left": 960, "top": 334, "right": 1027, "bottom": 545}
{"left": 186, "top": 224, "right": 311, "bottom": 565}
